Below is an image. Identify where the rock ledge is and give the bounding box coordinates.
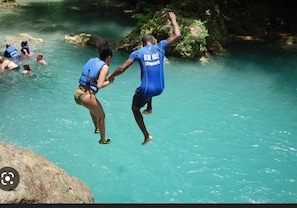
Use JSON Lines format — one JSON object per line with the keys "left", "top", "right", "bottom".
{"left": 0, "top": 142, "right": 94, "bottom": 204}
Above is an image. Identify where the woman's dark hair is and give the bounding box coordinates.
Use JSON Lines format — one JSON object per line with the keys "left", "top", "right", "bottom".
{"left": 96, "top": 39, "right": 112, "bottom": 60}
{"left": 23, "top": 64, "right": 31, "bottom": 71}
{"left": 21, "top": 41, "right": 28, "bottom": 46}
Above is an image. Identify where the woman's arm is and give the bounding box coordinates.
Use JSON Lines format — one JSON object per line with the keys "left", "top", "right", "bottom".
{"left": 97, "top": 64, "right": 110, "bottom": 89}
{"left": 22, "top": 48, "right": 29, "bottom": 56}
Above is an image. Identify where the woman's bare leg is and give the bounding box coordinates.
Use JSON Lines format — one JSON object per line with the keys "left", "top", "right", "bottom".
{"left": 90, "top": 111, "right": 100, "bottom": 133}
{"left": 81, "top": 93, "right": 109, "bottom": 142}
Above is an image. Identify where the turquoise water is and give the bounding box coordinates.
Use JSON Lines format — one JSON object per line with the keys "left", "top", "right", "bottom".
{"left": 1, "top": 0, "right": 297, "bottom": 203}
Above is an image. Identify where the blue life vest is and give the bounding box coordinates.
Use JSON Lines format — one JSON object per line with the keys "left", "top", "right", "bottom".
{"left": 79, "top": 57, "right": 106, "bottom": 93}
{"left": 6, "top": 46, "right": 20, "bottom": 59}
{"left": 21, "top": 45, "right": 30, "bottom": 54}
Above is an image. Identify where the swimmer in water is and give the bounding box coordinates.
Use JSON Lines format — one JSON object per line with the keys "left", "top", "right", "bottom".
{"left": 0, "top": 56, "right": 20, "bottom": 72}
{"left": 109, "top": 11, "right": 181, "bottom": 145}
{"left": 21, "top": 41, "right": 34, "bottom": 57}
{"left": 36, "top": 54, "right": 47, "bottom": 65}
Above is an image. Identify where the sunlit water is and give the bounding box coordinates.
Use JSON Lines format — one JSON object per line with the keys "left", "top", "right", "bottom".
{"left": 1, "top": 0, "right": 297, "bottom": 203}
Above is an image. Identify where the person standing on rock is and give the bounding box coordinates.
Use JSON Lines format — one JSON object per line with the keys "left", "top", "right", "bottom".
{"left": 108, "top": 11, "right": 181, "bottom": 145}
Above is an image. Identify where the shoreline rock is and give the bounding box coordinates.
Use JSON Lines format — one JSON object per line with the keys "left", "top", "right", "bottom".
{"left": 0, "top": 141, "right": 94, "bottom": 204}
{"left": 64, "top": 33, "right": 102, "bottom": 48}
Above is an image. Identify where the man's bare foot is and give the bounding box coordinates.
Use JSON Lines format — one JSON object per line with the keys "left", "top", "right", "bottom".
{"left": 142, "top": 135, "right": 153, "bottom": 145}
{"left": 142, "top": 109, "right": 152, "bottom": 115}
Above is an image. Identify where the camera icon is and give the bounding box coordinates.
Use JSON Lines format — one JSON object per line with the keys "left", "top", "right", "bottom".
{"left": 0, "top": 167, "right": 20, "bottom": 191}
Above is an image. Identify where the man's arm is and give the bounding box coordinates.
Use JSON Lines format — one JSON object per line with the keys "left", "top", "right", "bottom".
{"left": 109, "top": 58, "right": 134, "bottom": 83}
{"left": 166, "top": 12, "right": 181, "bottom": 46}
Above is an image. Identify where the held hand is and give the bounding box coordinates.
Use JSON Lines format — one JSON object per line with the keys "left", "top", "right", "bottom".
{"left": 108, "top": 75, "right": 115, "bottom": 83}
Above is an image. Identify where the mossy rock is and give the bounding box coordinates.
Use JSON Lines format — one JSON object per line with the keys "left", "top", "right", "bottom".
{"left": 116, "top": 9, "right": 210, "bottom": 59}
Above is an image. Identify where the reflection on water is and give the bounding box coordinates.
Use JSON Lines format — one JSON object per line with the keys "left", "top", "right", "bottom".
{"left": 1, "top": 0, "right": 297, "bottom": 204}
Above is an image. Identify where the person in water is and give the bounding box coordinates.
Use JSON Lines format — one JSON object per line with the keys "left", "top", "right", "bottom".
{"left": 36, "top": 53, "right": 47, "bottom": 65}
{"left": 109, "top": 11, "right": 181, "bottom": 145}
{"left": 21, "top": 41, "right": 33, "bottom": 57}
{"left": 74, "top": 39, "right": 112, "bottom": 145}
{"left": 22, "top": 63, "right": 37, "bottom": 78}
{"left": 22, "top": 63, "right": 33, "bottom": 75}
{"left": 0, "top": 56, "right": 20, "bottom": 72}
{"left": 4, "top": 43, "right": 20, "bottom": 59}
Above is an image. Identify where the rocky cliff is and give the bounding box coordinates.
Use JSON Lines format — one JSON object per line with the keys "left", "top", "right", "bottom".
{"left": 0, "top": 142, "right": 94, "bottom": 204}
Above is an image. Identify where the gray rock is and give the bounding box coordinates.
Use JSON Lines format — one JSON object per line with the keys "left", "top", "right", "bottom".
{"left": 0, "top": 142, "right": 94, "bottom": 204}
{"left": 64, "top": 33, "right": 102, "bottom": 48}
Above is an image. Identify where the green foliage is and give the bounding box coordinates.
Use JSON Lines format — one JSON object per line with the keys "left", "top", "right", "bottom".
{"left": 130, "top": 8, "right": 210, "bottom": 58}
{"left": 132, "top": 13, "right": 153, "bottom": 27}
{"left": 175, "top": 18, "right": 209, "bottom": 58}
{"left": 118, "top": 0, "right": 297, "bottom": 41}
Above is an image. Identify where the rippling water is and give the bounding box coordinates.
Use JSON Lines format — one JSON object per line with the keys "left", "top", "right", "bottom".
{"left": 1, "top": 0, "right": 297, "bottom": 203}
